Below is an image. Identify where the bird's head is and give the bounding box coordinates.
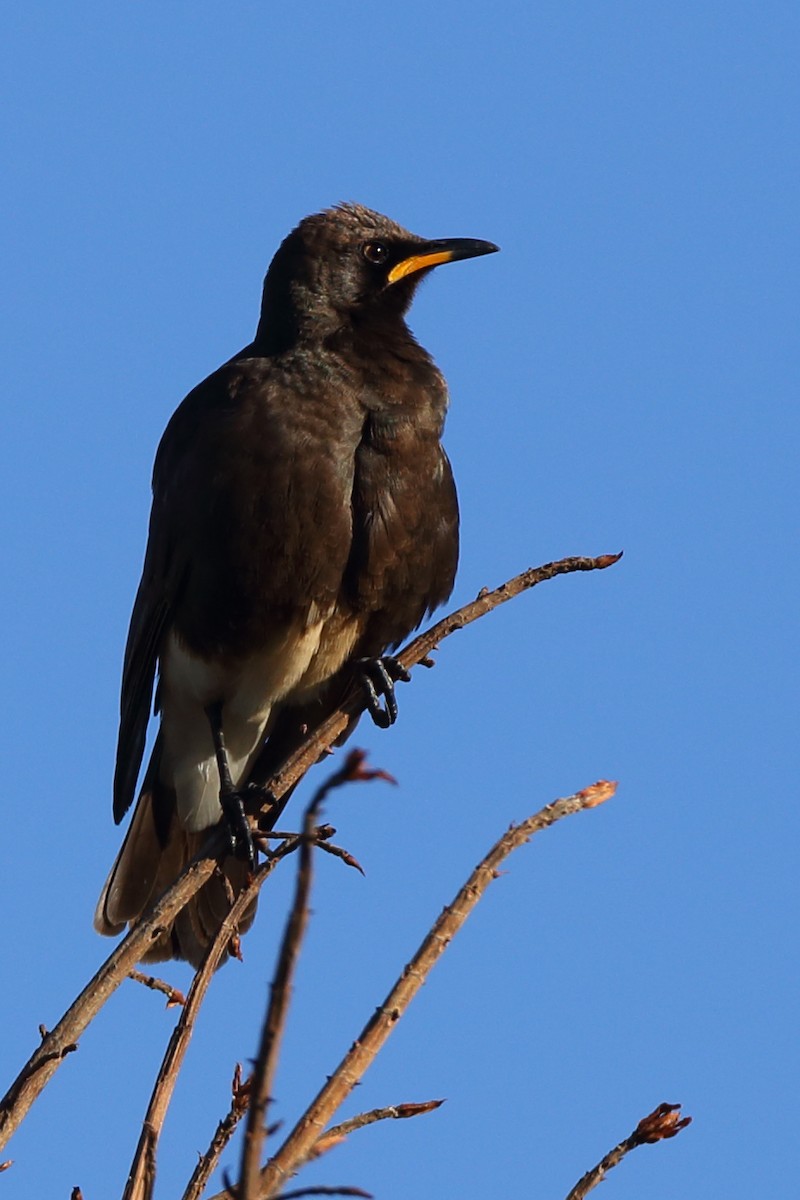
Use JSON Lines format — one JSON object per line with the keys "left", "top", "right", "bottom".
{"left": 255, "top": 203, "right": 498, "bottom": 350}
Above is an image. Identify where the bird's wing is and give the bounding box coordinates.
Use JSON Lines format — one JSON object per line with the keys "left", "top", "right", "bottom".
{"left": 349, "top": 429, "right": 460, "bottom": 653}
{"left": 112, "top": 442, "right": 188, "bottom": 824}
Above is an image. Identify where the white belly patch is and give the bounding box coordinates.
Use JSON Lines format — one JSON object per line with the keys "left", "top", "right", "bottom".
{"left": 158, "top": 609, "right": 363, "bottom": 831}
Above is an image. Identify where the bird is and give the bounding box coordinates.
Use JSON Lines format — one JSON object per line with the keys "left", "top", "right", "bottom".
{"left": 94, "top": 202, "right": 498, "bottom": 967}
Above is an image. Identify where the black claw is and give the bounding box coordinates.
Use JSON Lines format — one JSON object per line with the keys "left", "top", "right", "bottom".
{"left": 220, "top": 790, "right": 257, "bottom": 871}
{"left": 244, "top": 781, "right": 277, "bottom": 811}
{"left": 357, "top": 655, "right": 410, "bottom": 728}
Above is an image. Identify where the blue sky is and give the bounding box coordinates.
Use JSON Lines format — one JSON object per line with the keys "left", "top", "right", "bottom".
{"left": 1, "top": 3, "right": 797, "bottom": 1197}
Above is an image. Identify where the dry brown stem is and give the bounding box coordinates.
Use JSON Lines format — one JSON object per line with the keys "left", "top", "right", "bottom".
{"left": 239, "top": 752, "right": 387, "bottom": 1200}
{"left": 311, "top": 1100, "right": 444, "bottom": 1161}
{"left": 238, "top": 807, "right": 315, "bottom": 1197}
{"left": 123, "top": 842, "right": 305, "bottom": 1200}
{"left": 0, "top": 844, "right": 225, "bottom": 1151}
{"left": 181, "top": 1065, "right": 252, "bottom": 1200}
{"left": 0, "top": 552, "right": 620, "bottom": 1156}
{"left": 212, "top": 779, "right": 616, "bottom": 1200}
{"left": 564, "top": 1102, "right": 692, "bottom": 1200}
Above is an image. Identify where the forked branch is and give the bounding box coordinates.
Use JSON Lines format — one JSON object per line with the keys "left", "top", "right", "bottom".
{"left": 0, "top": 552, "right": 620, "bottom": 1154}
{"left": 208, "top": 779, "right": 617, "bottom": 1199}
{"left": 240, "top": 755, "right": 378, "bottom": 1198}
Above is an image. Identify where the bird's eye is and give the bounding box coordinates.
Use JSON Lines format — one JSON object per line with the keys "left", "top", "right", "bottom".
{"left": 362, "top": 241, "right": 389, "bottom": 265}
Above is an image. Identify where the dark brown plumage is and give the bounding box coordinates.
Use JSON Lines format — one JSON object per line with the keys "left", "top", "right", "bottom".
{"left": 95, "top": 203, "right": 498, "bottom": 966}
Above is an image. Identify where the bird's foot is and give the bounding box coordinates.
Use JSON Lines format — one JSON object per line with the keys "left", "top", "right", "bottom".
{"left": 243, "top": 780, "right": 278, "bottom": 814}
{"left": 219, "top": 789, "right": 258, "bottom": 872}
{"left": 357, "top": 656, "right": 411, "bottom": 728}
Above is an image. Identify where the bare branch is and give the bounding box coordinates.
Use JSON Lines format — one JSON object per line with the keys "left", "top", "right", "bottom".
{"left": 206, "top": 779, "right": 616, "bottom": 1200}
{"left": 123, "top": 844, "right": 303, "bottom": 1200}
{"left": 238, "top": 811, "right": 315, "bottom": 1198}
{"left": 0, "top": 840, "right": 226, "bottom": 1151}
{"left": 311, "top": 1100, "right": 444, "bottom": 1160}
{"left": 181, "top": 1065, "right": 253, "bottom": 1200}
{"left": 239, "top": 752, "right": 384, "bottom": 1200}
{"left": 0, "top": 553, "right": 619, "bottom": 1154}
{"left": 564, "top": 1102, "right": 692, "bottom": 1200}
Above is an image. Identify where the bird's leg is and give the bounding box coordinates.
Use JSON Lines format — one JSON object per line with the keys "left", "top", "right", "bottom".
{"left": 357, "top": 656, "right": 411, "bottom": 728}
{"left": 205, "top": 701, "right": 257, "bottom": 871}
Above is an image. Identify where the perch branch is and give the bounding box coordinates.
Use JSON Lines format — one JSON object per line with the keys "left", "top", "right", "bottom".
{"left": 260, "top": 554, "right": 622, "bottom": 807}
{"left": 0, "top": 552, "right": 619, "bottom": 1153}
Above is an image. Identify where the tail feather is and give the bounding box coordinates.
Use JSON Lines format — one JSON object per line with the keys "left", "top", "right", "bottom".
{"left": 95, "top": 759, "right": 257, "bottom": 969}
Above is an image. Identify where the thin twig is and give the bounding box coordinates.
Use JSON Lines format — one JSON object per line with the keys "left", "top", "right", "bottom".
{"left": 206, "top": 779, "right": 616, "bottom": 1200}
{"left": 239, "top": 752, "right": 385, "bottom": 1200}
{"left": 181, "top": 1065, "right": 252, "bottom": 1200}
{"left": 129, "top": 970, "right": 186, "bottom": 1008}
{"left": 564, "top": 1102, "right": 692, "bottom": 1200}
{"left": 0, "top": 552, "right": 620, "bottom": 1153}
{"left": 311, "top": 1101, "right": 444, "bottom": 1161}
{"left": 238, "top": 810, "right": 315, "bottom": 1198}
{"left": 123, "top": 843, "right": 301, "bottom": 1200}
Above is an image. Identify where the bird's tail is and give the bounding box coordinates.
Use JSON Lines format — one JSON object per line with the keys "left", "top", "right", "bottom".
{"left": 94, "top": 752, "right": 256, "bottom": 969}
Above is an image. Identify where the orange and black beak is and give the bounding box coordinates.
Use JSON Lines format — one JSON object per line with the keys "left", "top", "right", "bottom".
{"left": 387, "top": 237, "right": 499, "bottom": 284}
